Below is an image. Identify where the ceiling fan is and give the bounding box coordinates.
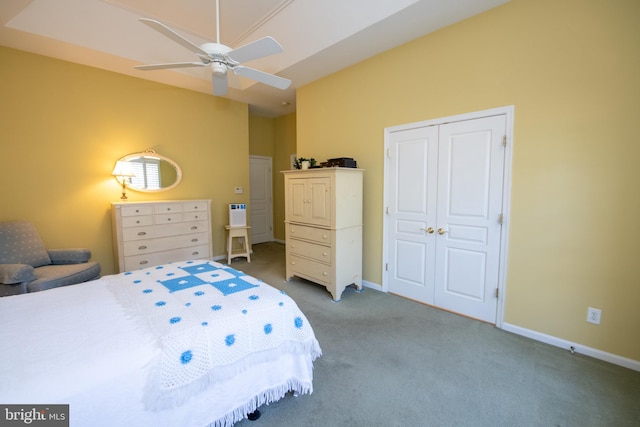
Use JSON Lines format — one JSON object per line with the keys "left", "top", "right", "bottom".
{"left": 134, "top": 0, "right": 291, "bottom": 96}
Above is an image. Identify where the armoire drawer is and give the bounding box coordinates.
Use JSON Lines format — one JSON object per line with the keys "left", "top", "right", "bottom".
{"left": 287, "top": 255, "right": 335, "bottom": 285}
{"left": 122, "top": 232, "right": 209, "bottom": 256}
{"left": 123, "top": 244, "right": 210, "bottom": 271}
{"left": 287, "top": 224, "right": 332, "bottom": 245}
{"left": 121, "top": 220, "right": 209, "bottom": 241}
{"left": 288, "top": 239, "right": 332, "bottom": 264}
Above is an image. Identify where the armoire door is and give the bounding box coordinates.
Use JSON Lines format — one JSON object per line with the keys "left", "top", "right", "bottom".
{"left": 386, "top": 114, "right": 507, "bottom": 323}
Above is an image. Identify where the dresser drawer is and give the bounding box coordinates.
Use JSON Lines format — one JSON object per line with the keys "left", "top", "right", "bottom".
{"left": 121, "top": 215, "right": 153, "bottom": 228}
{"left": 287, "top": 224, "right": 332, "bottom": 245}
{"left": 122, "top": 232, "right": 209, "bottom": 256}
{"left": 287, "top": 255, "right": 334, "bottom": 285}
{"left": 122, "top": 220, "right": 209, "bottom": 241}
{"left": 154, "top": 203, "right": 183, "bottom": 214}
{"left": 155, "top": 213, "right": 183, "bottom": 224}
{"left": 183, "top": 210, "right": 208, "bottom": 221}
{"left": 183, "top": 201, "right": 209, "bottom": 212}
{"left": 120, "top": 205, "right": 154, "bottom": 217}
{"left": 123, "top": 244, "right": 211, "bottom": 271}
{"left": 288, "top": 239, "right": 332, "bottom": 264}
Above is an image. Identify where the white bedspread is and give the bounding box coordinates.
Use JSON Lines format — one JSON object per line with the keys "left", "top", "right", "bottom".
{"left": 0, "top": 260, "right": 321, "bottom": 427}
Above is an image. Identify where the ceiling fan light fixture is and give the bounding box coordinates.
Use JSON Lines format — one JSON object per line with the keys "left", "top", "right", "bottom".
{"left": 211, "top": 62, "right": 227, "bottom": 76}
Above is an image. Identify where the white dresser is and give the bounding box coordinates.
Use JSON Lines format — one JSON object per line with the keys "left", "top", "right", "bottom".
{"left": 111, "top": 200, "right": 212, "bottom": 273}
{"left": 282, "top": 168, "right": 363, "bottom": 301}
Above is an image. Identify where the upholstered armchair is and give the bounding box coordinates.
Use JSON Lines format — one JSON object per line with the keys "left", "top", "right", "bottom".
{"left": 0, "top": 221, "right": 101, "bottom": 297}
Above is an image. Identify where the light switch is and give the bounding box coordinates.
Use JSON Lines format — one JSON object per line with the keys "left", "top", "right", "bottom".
{"left": 234, "top": 186, "right": 243, "bottom": 194}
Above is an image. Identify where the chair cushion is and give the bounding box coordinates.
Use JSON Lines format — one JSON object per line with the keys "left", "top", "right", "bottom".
{"left": 26, "top": 262, "right": 101, "bottom": 293}
{"left": 0, "top": 221, "right": 51, "bottom": 267}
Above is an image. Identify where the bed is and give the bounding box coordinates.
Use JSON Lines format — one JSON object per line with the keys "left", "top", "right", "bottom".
{"left": 0, "top": 259, "right": 322, "bottom": 426}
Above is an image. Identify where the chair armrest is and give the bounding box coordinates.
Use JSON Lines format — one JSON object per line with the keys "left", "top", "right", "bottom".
{"left": 48, "top": 249, "right": 92, "bottom": 265}
{"left": 0, "top": 264, "right": 36, "bottom": 284}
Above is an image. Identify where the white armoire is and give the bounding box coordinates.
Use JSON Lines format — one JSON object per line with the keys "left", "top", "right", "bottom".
{"left": 282, "top": 168, "right": 363, "bottom": 301}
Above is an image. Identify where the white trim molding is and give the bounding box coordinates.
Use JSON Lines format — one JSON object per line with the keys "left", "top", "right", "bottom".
{"left": 502, "top": 322, "right": 640, "bottom": 372}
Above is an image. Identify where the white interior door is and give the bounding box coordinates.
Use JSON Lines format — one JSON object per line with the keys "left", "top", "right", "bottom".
{"left": 386, "top": 125, "right": 439, "bottom": 304}
{"left": 249, "top": 156, "right": 273, "bottom": 244}
{"left": 433, "top": 116, "right": 506, "bottom": 322}
{"left": 386, "top": 113, "right": 507, "bottom": 323}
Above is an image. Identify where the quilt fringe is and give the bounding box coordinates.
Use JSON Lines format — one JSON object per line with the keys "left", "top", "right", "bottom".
{"left": 206, "top": 378, "right": 314, "bottom": 427}
{"left": 143, "top": 339, "right": 322, "bottom": 411}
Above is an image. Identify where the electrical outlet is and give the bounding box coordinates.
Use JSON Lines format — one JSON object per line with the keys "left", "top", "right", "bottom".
{"left": 234, "top": 186, "right": 243, "bottom": 194}
{"left": 586, "top": 307, "right": 601, "bottom": 325}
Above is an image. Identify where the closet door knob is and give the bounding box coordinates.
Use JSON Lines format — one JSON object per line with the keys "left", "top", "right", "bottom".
{"left": 437, "top": 228, "right": 448, "bottom": 235}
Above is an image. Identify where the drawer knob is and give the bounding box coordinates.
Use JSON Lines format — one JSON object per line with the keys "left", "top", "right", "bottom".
{"left": 140, "top": 260, "right": 148, "bottom": 265}
{"left": 291, "top": 229, "right": 295, "bottom": 233}
{"left": 323, "top": 252, "right": 327, "bottom": 256}
{"left": 191, "top": 226, "right": 198, "bottom": 230}
{"left": 137, "top": 232, "right": 147, "bottom": 236}
{"left": 138, "top": 245, "right": 147, "bottom": 250}
{"left": 191, "top": 238, "right": 198, "bottom": 242}
{"left": 136, "top": 220, "right": 141, "bottom": 224}
{"left": 192, "top": 251, "right": 199, "bottom": 255}
{"left": 291, "top": 261, "right": 296, "bottom": 265}
{"left": 135, "top": 209, "right": 140, "bottom": 213}
{"left": 168, "top": 218, "right": 172, "bottom": 221}
{"left": 323, "top": 272, "right": 328, "bottom": 276}
{"left": 291, "top": 244, "right": 296, "bottom": 248}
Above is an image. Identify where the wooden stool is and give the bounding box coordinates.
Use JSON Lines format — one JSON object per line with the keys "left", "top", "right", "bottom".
{"left": 225, "top": 225, "right": 251, "bottom": 264}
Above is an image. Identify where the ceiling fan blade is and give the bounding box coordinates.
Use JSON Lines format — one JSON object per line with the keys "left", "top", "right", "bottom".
{"left": 233, "top": 66, "right": 291, "bottom": 90}
{"left": 139, "top": 18, "right": 209, "bottom": 57}
{"left": 134, "top": 62, "right": 205, "bottom": 71}
{"left": 212, "top": 73, "right": 228, "bottom": 96}
{"left": 227, "top": 37, "right": 284, "bottom": 64}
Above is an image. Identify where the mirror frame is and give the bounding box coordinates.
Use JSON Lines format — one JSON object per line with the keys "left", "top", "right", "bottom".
{"left": 116, "top": 149, "right": 182, "bottom": 193}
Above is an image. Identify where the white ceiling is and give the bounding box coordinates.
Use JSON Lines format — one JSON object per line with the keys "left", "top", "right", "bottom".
{"left": 0, "top": 0, "right": 508, "bottom": 117}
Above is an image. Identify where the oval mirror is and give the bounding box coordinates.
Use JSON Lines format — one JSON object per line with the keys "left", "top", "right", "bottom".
{"left": 116, "top": 150, "right": 182, "bottom": 192}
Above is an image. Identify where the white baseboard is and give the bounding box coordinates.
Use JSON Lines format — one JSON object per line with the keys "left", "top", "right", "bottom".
{"left": 363, "top": 279, "right": 383, "bottom": 292}
{"left": 502, "top": 322, "right": 640, "bottom": 372}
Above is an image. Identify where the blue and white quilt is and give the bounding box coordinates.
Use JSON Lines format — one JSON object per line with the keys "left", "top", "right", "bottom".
{"left": 108, "top": 259, "right": 322, "bottom": 410}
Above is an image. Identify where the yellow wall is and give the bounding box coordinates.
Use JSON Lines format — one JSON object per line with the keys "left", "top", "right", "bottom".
{"left": 0, "top": 47, "right": 250, "bottom": 275}
{"left": 272, "top": 113, "right": 297, "bottom": 240}
{"left": 248, "top": 112, "right": 296, "bottom": 241}
{"left": 248, "top": 115, "right": 274, "bottom": 157}
{"left": 297, "top": 0, "right": 640, "bottom": 361}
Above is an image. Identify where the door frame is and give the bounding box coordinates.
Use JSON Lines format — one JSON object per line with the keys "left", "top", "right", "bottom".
{"left": 382, "top": 106, "right": 514, "bottom": 328}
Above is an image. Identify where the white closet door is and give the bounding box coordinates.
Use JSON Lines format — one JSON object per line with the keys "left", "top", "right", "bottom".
{"left": 433, "top": 115, "right": 506, "bottom": 322}
{"left": 386, "top": 125, "right": 439, "bottom": 304}
{"left": 386, "top": 114, "right": 506, "bottom": 323}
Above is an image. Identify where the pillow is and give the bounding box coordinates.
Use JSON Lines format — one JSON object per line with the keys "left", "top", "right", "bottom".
{"left": 0, "top": 264, "right": 36, "bottom": 284}
{"left": 0, "top": 221, "right": 51, "bottom": 267}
